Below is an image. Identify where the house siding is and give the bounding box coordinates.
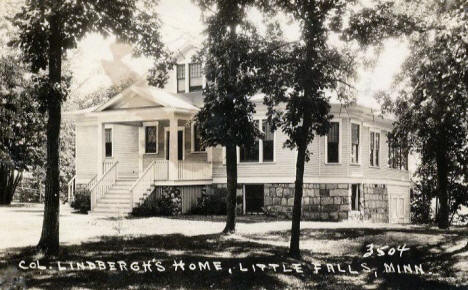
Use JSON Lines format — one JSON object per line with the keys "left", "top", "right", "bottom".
{"left": 110, "top": 124, "right": 140, "bottom": 176}
{"left": 75, "top": 124, "right": 98, "bottom": 183}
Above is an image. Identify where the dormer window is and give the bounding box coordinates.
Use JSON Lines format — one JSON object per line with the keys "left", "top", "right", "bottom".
{"left": 177, "top": 64, "right": 185, "bottom": 93}
{"left": 189, "top": 63, "right": 202, "bottom": 92}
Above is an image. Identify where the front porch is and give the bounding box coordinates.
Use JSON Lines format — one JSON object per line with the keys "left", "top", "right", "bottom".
{"left": 67, "top": 84, "right": 214, "bottom": 214}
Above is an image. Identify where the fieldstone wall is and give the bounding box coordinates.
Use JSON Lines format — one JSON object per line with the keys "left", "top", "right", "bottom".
{"left": 362, "top": 184, "right": 388, "bottom": 223}
{"left": 264, "top": 183, "right": 350, "bottom": 221}
{"left": 264, "top": 183, "right": 389, "bottom": 223}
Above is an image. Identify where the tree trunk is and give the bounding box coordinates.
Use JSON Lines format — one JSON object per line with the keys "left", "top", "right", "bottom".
{"left": 223, "top": 143, "right": 237, "bottom": 234}
{"left": 37, "top": 14, "right": 62, "bottom": 256}
{"left": 289, "top": 142, "right": 307, "bottom": 258}
{"left": 289, "top": 107, "right": 312, "bottom": 258}
{"left": 436, "top": 150, "right": 449, "bottom": 229}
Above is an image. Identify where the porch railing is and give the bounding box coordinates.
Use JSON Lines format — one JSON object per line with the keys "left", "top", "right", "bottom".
{"left": 67, "top": 176, "right": 76, "bottom": 202}
{"left": 103, "top": 159, "right": 115, "bottom": 174}
{"left": 89, "top": 161, "right": 119, "bottom": 210}
{"left": 129, "top": 160, "right": 156, "bottom": 208}
{"left": 67, "top": 174, "right": 97, "bottom": 203}
{"left": 153, "top": 160, "right": 169, "bottom": 181}
{"left": 177, "top": 160, "right": 212, "bottom": 180}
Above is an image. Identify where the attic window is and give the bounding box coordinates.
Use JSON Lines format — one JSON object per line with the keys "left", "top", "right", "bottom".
{"left": 189, "top": 63, "right": 202, "bottom": 92}
{"left": 177, "top": 64, "right": 185, "bottom": 93}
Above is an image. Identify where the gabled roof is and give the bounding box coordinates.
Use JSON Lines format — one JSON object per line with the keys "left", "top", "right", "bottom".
{"left": 94, "top": 82, "right": 199, "bottom": 112}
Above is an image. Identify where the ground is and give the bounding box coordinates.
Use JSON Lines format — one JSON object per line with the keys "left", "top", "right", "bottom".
{"left": 0, "top": 204, "right": 467, "bottom": 289}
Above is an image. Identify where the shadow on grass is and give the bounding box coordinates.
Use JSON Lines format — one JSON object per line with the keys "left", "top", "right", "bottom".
{"left": 0, "top": 226, "right": 466, "bottom": 289}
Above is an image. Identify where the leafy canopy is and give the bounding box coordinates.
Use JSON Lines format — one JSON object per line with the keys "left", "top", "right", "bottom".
{"left": 194, "top": 0, "right": 262, "bottom": 148}
{"left": 257, "top": 0, "right": 359, "bottom": 157}
{"left": 10, "top": 0, "right": 172, "bottom": 98}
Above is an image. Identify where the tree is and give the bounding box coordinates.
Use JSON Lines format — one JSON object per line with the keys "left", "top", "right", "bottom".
{"left": 355, "top": 0, "right": 467, "bottom": 229}
{"left": 11, "top": 0, "right": 171, "bottom": 255}
{"left": 257, "top": 0, "right": 358, "bottom": 257}
{"left": 194, "top": 0, "right": 261, "bottom": 233}
{"left": 0, "top": 54, "right": 45, "bottom": 205}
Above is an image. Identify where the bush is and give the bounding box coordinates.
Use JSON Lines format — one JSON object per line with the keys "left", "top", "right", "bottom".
{"left": 70, "top": 189, "right": 91, "bottom": 214}
{"left": 191, "top": 188, "right": 227, "bottom": 215}
{"left": 132, "top": 187, "right": 182, "bottom": 217}
{"left": 0, "top": 164, "right": 22, "bottom": 205}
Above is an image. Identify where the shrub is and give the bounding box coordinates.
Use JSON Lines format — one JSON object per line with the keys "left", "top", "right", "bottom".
{"left": 0, "top": 165, "right": 23, "bottom": 205}
{"left": 191, "top": 188, "right": 227, "bottom": 215}
{"left": 132, "top": 187, "right": 182, "bottom": 217}
{"left": 70, "top": 189, "right": 91, "bottom": 214}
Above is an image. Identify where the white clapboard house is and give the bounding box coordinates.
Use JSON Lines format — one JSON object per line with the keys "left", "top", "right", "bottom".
{"left": 65, "top": 42, "right": 411, "bottom": 223}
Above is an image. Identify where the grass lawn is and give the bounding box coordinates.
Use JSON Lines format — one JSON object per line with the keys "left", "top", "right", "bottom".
{"left": 0, "top": 203, "right": 467, "bottom": 289}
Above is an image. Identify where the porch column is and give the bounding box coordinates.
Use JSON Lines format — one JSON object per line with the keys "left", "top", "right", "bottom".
{"left": 138, "top": 125, "right": 145, "bottom": 175}
{"left": 168, "top": 113, "right": 179, "bottom": 180}
{"left": 96, "top": 121, "right": 105, "bottom": 179}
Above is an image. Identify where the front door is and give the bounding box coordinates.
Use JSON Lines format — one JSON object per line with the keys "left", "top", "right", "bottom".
{"left": 165, "top": 129, "right": 184, "bottom": 160}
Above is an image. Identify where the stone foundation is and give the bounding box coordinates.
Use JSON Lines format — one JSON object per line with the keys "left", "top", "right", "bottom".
{"left": 361, "top": 184, "right": 389, "bottom": 223}
{"left": 263, "top": 183, "right": 389, "bottom": 222}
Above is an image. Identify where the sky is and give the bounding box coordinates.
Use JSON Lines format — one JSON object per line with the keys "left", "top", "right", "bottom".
{"left": 66, "top": 0, "right": 410, "bottom": 109}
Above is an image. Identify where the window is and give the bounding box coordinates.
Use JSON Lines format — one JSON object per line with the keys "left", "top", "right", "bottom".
{"left": 262, "top": 121, "right": 274, "bottom": 162}
{"left": 189, "top": 63, "right": 202, "bottom": 91}
{"left": 351, "top": 184, "right": 361, "bottom": 211}
{"left": 327, "top": 122, "right": 339, "bottom": 163}
{"left": 388, "top": 134, "right": 408, "bottom": 170}
{"left": 192, "top": 124, "right": 205, "bottom": 152}
{"left": 240, "top": 120, "right": 260, "bottom": 162}
{"left": 370, "top": 131, "right": 380, "bottom": 167}
{"left": 105, "top": 128, "right": 112, "bottom": 157}
{"left": 145, "top": 126, "right": 157, "bottom": 154}
{"left": 177, "top": 64, "right": 185, "bottom": 93}
{"left": 351, "top": 123, "right": 360, "bottom": 164}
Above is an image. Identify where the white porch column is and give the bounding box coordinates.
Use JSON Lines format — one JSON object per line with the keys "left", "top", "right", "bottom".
{"left": 168, "top": 113, "right": 179, "bottom": 180}
{"left": 96, "top": 121, "right": 105, "bottom": 179}
{"left": 138, "top": 125, "right": 145, "bottom": 176}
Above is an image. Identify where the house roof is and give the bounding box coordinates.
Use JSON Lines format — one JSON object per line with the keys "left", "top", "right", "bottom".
{"left": 93, "top": 82, "right": 199, "bottom": 112}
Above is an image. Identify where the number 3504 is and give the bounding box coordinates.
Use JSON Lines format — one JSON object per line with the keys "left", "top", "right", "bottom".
{"left": 363, "top": 244, "right": 410, "bottom": 258}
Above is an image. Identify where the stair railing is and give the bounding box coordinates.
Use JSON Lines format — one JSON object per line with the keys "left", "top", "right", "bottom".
{"left": 89, "top": 161, "right": 119, "bottom": 210}
{"left": 67, "top": 176, "right": 76, "bottom": 203}
{"left": 129, "top": 160, "right": 156, "bottom": 208}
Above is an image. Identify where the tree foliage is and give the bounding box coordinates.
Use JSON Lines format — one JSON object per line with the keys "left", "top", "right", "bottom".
{"left": 194, "top": 0, "right": 262, "bottom": 233}
{"left": 10, "top": 0, "right": 170, "bottom": 255}
{"left": 257, "top": 0, "right": 362, "bottom": 257}
{"left": 357, "top": 0, "right": 468, "bottom": 228}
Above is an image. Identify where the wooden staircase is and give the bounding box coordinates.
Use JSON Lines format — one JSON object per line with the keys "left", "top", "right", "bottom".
{"left": 91, "top": 175, "right": 138, "bottom": 215}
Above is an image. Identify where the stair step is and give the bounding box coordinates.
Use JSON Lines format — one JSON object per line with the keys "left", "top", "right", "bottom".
{"left": 94, "top": 204, "right": 132, "bottom": 210}
{"left": 98, "top": 199, "right": 130, "bottom": 204}
{"left": 107, "top": 189, "right": 131, "bottom": 193}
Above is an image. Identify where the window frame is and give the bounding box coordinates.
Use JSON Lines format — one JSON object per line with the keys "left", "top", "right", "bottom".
{"left": 104, "top": 125, "right": 113, "bottom": 158}
{"left": 324, "top": 119, "right": 342, "bottom": 164}
{"left": 189, "top": 63, "right": 203, "bottom": 92}
{"left": 143, "top": 122, "right": 158, "bottom": 155}
{"left": 176, "top": 64, "right": 186, "bottom": 93}
{"left": 235, "top": 118, "right": 276, "bottom": 164}
{"left": 191, "top": 122, "right": 206, "bottom": 153}
{"left": 350, "top": 120, "right": 361, "bottom": 165}
{"left": 369, "top": 128, "right": 381, "bottom": 168}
